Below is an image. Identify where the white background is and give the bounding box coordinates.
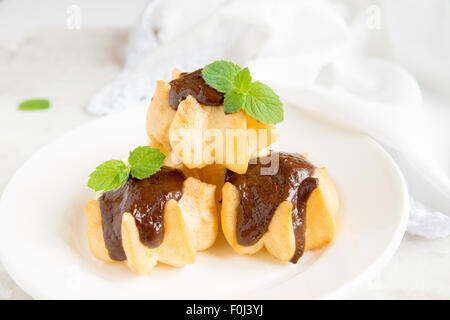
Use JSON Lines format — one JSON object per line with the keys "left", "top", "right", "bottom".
{"left": 0, "top": 0, "right": 449, "bottom": 299}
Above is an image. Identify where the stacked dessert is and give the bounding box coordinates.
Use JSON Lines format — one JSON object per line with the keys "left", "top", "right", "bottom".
{"left": 85, "top": 61, "right": 339, "bottom": 274}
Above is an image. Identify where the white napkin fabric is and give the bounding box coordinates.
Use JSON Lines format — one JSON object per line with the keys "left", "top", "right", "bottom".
{"left": 87, "top": 0, "right": 450, "bottom": 238}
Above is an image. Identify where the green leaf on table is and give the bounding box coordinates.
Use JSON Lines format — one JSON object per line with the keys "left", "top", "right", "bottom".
{"left": 18, "top": 99, "right": 50, "bottom": 111}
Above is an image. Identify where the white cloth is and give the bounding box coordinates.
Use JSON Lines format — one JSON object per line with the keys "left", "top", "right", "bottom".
{"left": 87, "top": 0, "right": 450, "bottom": 238}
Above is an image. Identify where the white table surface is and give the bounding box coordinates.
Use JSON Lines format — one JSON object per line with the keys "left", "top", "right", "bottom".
{"left": 1, "top": 3, "right": 449, "bottom": 300}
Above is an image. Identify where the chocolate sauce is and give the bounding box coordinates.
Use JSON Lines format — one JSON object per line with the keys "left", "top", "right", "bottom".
{"left": 169, "top": 69, "right": 224, "bottom": 109}
{"left": 99, "top": 168, "right": 185, "bottom": 261}
{"left": 225, "top": 152, "right": 319, "bottom": 263}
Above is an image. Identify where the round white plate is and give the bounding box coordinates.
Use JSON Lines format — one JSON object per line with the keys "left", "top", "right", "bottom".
{"left": 0, "top": 105, "right": 408, "bottom": 299}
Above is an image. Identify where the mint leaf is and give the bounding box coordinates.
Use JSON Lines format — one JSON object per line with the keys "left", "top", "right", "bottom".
{"left": 18, "top": 99, "right": 50, "bottom": 111}
{"left": 87, "top": 160, "right": 130, "bottom": 191}
{"left": 202, "top": 60, "right": 284, "bottom": 124}
{"left": 202, "top": 60, "right": 241, "bottom": 93}
{"left": 128, "top": 146, "right": 165, "bottom": 179}
{"left": 243, "top": 81, "right": 283, "bottom": 124}
{"left": 224, "top": 89, "right": 245, "bottom": 114}
{"left": 234, "top": 67, "right": 252, "bottom": 93}
{"left": 87, "top": 146, "right": 166, "bottom": 192}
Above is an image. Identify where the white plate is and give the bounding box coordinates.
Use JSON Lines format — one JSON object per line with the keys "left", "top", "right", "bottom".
{"left": 0, "top": 105, "right": 408, "bottom": 299}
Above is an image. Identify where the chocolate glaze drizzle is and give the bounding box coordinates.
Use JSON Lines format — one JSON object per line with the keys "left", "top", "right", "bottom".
{"left": 169, "top": 69, "right": 224, "bottom": 110}
{"left": 99, "top": 168, "right": 185, "bottom": 261}
{"left": 225, "top": 152, "right": 319, "bottom": 263}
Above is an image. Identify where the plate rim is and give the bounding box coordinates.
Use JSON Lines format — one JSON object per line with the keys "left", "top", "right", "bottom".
{"left": 326, "top": 140, "right": 409, "bottom": 298}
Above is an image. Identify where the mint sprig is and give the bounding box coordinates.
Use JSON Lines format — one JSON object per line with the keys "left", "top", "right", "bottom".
{"left": 87, "top": 146, "right": 165, "bottom": 191}
{"left": 128, "top": 146, "right": 166, "bottom": 179}
{"left": 202, "top": 60, "right": 241, "bottom": 93}
{"left": 87, "top": 160, "right": 130, "bottom": 192}
{"left": 202, "top": 61, "right": 283, "bottom": 124}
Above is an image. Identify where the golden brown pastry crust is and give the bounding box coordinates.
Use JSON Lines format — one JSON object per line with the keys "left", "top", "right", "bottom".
{"left": 146, "top": 68, "right": 280, "bottom": 174}
{"left": 221, "top": 166, "right": 339, "bottom": 261}
{"left": 85, "top": 177, "right": 217, "bottom": 274}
